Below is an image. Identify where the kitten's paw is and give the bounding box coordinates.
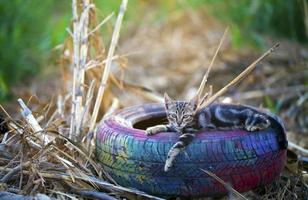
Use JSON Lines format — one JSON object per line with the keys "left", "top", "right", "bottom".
{"left": 164, "top": 156, "right": 173, "bottom": 172}
{"left": 164, "top": 163, "right": 171, "bottom": 172}
{"left": 146, "top": 125, "right": 168, "bottom": 135}
{"left": 164, "top": 148, "right": 180, "bottom": 172}
{"left": 245, "top": 113, "right": 270, "bottom": 132}
{"left": 145, "top": 127, "right": 157, "bottom": 136}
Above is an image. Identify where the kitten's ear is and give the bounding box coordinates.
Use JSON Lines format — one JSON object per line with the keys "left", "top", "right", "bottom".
{"left": 190, "top": 95, "right": 199, "bottom": 110}
{"left": 164, "top": 93, "right": 172, "bottom": 109}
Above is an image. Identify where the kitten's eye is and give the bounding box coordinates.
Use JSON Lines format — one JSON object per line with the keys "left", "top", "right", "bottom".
{"left": 183, "top": 115, "right": 190, "bottom": 119}
{"left": 169, "top": 113, "right": 177, "bottom": 118}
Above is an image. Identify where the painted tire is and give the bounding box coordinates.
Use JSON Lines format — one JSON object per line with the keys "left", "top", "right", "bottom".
{"left": 96, "top": 103, "right": 287, "bottom": 198}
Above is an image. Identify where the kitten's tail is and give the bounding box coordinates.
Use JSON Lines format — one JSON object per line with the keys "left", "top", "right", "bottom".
{"left": 164, "top": 133, "right": 195, "bottom": 172}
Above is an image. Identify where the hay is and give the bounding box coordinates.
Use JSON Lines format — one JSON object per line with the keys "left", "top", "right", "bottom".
{"left": 0, "top": 0, "right": 307, "bottom": 199}
{"left": 0, "top": 0, "right": 163, "bottom": 199}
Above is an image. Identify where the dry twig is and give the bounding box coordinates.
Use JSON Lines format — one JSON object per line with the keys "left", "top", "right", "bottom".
{"left": 288, "top": 141, "right": 308, "bottom": 155}
{"left": 201, "top": 43, "right": 280, "bottom": 108}
{"left": 89, "top": 0, "right": 128, "bottom": 133}
{"left": 70, "top": 0, "right": 94, "bottom": 140}
{"left": 1, "top": 161, "right": 30, "bottom": 183}
{"left": 18, "top": 98, "right": 53, "bottom": 145}
{"left": 70, "top": 0, "right": 80, "bottom": 140}
{"left": 200, "top": 169, "right": 248, "bottom": 200}
{"left": 196, "top": 27, "right": 229, "bottom": 99}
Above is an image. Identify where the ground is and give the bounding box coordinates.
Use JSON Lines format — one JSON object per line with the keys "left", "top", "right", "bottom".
{"left": 2, "top": 5, "right": 307, "bottom": 200}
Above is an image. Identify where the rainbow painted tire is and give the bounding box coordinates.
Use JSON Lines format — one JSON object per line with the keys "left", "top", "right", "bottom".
{"left": 96, "top": 103, "right": 287, "bottom": 198}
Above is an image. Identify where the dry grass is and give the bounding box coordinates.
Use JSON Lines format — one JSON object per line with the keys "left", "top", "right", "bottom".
{"left": 0, "top": 0, "right": 307, "bottom": 199}
{"left": 0, "top": 1, "right": 163, "bottom": 199}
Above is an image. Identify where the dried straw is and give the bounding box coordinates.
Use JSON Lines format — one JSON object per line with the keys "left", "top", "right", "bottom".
{"left": 74, "top": 0, "right": 92, "bottom": 138}
{"left": 201, "top": 43, "right": 280, "bottom": 108}
{"left": 69, "top": 0, "right": 80, "bottom": 140}
{"left": 17, "top": 98, "right": 53, "bottom": 145}
{"left": 196, "top": 27, "right": 229, "bottom": 99}
{"left": 200, "top": 169, "right": 248, "bottom": 200}
{"left": 89, "top": 0, "right": 128, "bottom": 133}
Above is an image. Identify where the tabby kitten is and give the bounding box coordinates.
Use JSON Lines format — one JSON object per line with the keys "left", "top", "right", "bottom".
{"left": 146, "top": 93, "right": 271, "bottom": 172}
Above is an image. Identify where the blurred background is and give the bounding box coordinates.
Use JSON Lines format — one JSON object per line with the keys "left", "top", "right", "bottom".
{"left": 0, "top": 0, "right": 307, "bottom": 141}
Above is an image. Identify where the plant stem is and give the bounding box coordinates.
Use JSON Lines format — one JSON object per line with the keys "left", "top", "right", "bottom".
{"left": 201, "top": 43, "right": 279, "bottom": 108}
{"left": 89, "top": 0, "right": 128, "bottom": 133}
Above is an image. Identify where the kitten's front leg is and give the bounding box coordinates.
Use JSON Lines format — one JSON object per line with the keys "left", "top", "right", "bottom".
{"left": 164, "top": 132, "right": 195, "bottom": 171}
{"left": 146, "top": 125, "right": 169, "bottom": 136}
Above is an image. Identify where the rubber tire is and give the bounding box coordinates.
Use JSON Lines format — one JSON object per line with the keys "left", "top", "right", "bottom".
{"left": 96, "top": 103, "right": 287, "bottom": 198}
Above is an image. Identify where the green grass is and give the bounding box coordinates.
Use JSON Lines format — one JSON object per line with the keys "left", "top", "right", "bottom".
{"left": 202, "top": 0, "right": 307, "bottom": 48}
{"left": 0, "top": 0, "right": 70, "bottom": 101}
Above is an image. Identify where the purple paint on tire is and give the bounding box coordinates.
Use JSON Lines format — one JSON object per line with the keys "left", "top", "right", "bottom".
{"left": 96, "top": 103, "right": 287, "bottom": 198}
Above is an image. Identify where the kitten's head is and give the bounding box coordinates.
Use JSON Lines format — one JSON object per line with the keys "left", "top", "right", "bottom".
{"left": 164, "top": 93, "right": 199, "bottom": 131}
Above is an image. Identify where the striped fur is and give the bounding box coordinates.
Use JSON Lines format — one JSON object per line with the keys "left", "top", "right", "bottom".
{"left": 146, "top": 93, "right": 271, "bottom": 172}
{"left": 164, "top": 132, "right": 195, "bottom": 171}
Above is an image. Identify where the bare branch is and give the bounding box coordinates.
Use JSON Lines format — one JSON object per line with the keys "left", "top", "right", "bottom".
{"left": 196, "top": 27, "right": 229, "bottom": 98}
{"left": 89, "top": 0, "right": 128, "bottom": 133}
{"left": 201, "top": 43, "right": 279, "bottom": 108}
{"left": 69, "top": 0, "right": 80, "bottom": 140}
